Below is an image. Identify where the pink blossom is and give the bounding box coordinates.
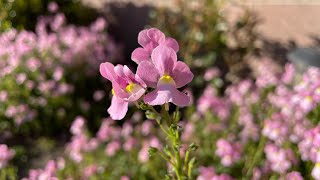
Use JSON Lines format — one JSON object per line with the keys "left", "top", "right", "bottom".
{"left": 83, "top": 164, "right": 98, "bottom": 178}
{"left": 93, "top": 90, "right": 105, "bottom": 101}
{"left": 0, "top": 144, "right": 15, "bottom": 169}
{"left": 100, "top": 62, "right": 146, "bottom": 120}
{"left": 48, "top": 2, "right": 59, "bottom": 13}
{"left": 131, "top": 28, "right": 179, "bottom": 64}
{"left": 312, "top": 163, "right": 320, "bottom": 180}
{"left": 70, "top": 116, "right": 85, "bottom": 135}
{"left": 284, "top": 171, "right": 303, "bottom": 180}
{"left": 204, "top": 67, "right": 220, "bottom": 81}
{"left": 105, "top": 141, "right": 121, "bottom": 156}
{"left": 137, "top": 45, "right": 193, "bottom": 106}
{"left": 197, "top": 166, "right": 233, "bottom": 180}
{"left": 215, "top": 139, "right": 241, "bottom": 167}
{"left": 264, "top": 144, "right": 294, "bottom": 174}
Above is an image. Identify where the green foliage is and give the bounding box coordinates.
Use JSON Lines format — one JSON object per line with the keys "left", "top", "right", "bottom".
{"left": 0, "top": 0, "right": 98, "bottom": 31}
{"left": 150, "top": 0, "right": 259, "bottom": 86}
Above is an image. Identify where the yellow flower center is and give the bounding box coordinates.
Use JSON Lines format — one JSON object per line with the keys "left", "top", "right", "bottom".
{"left": 160, "top": 75, "right": 174, "bottom": 82}
{"left": 111, "top": 89, "right": 115, "bottom": 96}
{"left": 316, "top": 162, "right": 320, "bottom": 168}
{"left": 305, "top": 96, "right": 313, "bottom": 103}
{"left": 126, "top": 83, "right": 137, "bottom": 93}
{"left": 158, "top": 75, "right": 176, "bottom": 86}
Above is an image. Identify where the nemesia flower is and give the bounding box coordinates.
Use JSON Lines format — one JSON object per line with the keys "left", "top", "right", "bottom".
{"left": 215, "top": 139, "right": 241, "bottom": 167}
{"left": 137, "top": 45, "right": 193, "bottom": 106}
{"left": 312, "top": 163, "right": 320, "bottom": 180}
{"left": 100, "top": 62, "right": 146, "bottom": 120}
{"left": 264, "top": 144, "right": 294, "bottom": 174}
{"left": 0, "top": 144, "right": 15, "bottom": 169}
{"left": 105, "top": 141, "right": 121, "bottom": 156}
{"left": 284, "top": 171, "right": 303, "bottom": 180}
{"left": 131, "top": 28, "right": 179, "bottom": 64}
{"left": 83, "top": 164, "right": 98, "bottom": 178}
{"left": 70, "top": 116, "right": 85, "bottom": 135}
{"left": 197, "top": 166, "right": 233, "bottom": 180}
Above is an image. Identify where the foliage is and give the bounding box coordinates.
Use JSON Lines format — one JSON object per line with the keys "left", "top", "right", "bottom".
{"left": 0, "top": 0, "right": 98, "bottom": 31}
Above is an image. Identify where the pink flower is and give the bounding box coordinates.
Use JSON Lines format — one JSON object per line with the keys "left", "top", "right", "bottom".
{"left": 100, "top": 62, "right": 146, "bottom": 120}
{"left": 264, "top": 144, "right": 293, "bottom": 174}
{"left": 70, "top": 116, "right": 85, "bottom": 135}
{"left": 0, "top": 144, "right": 15, "bottom": 168}
{"left": 83, "top": 164, "right": 97, "bottom": 178}
{"left": 105, "top": 141, "right": 121, "bottom": 156}
{"left": 215, "top": 139, "right": 241, "bottom": 167}
{"left": 197, "top": 166, "right": 233, "bottom": 180}
{"left": 137, "top": 45, "right": 193, "bottom": 106}
{"left": 48, "top": 2, "right": 59, "bottom": 13}
{"left": 313, "top": 163, "right": 320, "bottom": 180}
{"left": 285, "top": 171, "right": 303, "bottom": 180}
{"left": 131, "top": 28, "right": 179, "bottom": 64}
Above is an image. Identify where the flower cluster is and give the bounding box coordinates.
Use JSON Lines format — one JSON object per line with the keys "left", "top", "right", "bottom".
{"left": 0, "top": 3, "right": 121, "bottom": 134}
{"left": 0, "top": 144, "right": 15, "bottom": 169}
{"left": 215, "top": 139, "right": 241, "bottom": 167}
{"left": 100, "top": 28, "right": 193, "bottom": 120}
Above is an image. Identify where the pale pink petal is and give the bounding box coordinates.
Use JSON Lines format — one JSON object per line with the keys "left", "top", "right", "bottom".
{"left": 100, "top": 62, "right": 126, "bottom": 87}
{"left": 131, "top": 48, "right": 150, "bottom": 64}
{"left": 151, "top": 45, "right": 177, "bottom": 76}
{"left": 108, "top": 96, "right": 128, "bottom": 120}
{"left": 138, "top": 29, "right": 150, "bottom": 47}
{"left": 123, "top": 65, "right": 135, "bottom": 81}
{"left": 172, "top": 61, "right": 194, "bottom": 88}
{"left": 114, "top": 64, "right": 126, "bottom": 79}
{"left": 144, "top": 89, "right": 170, "bottom": 106}
{"left": 137, "top": 61, "right": 160, "bottom": 88}
{"left": 113, "top": 82, "right": 129, "bottom": 99}
{"left": 162, "top": 37, "right": 179, "bottom": 52}
{"left": 171, "top": 88, "right": 190, "bottom": 107}
{"left": 100, "top": 62, "right": 116, "bottom": 81}
{"left": 127, "top": 86, "right": 146, "bottom": 102}
{"left": 144, "top": 84, "right": 190, "bottom": 106}
{"left": 135, "top": 74, "right": 147, "bottom": 88}
{"left": 147, "top": 28, "right": 165, "bottom": 44}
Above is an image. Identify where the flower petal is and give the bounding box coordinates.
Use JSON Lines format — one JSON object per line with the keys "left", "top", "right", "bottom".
{"left": 100, "top": 62, "right": 126, "bottom": 88}
{"left": 138, "top": 29, "right": 150, "bottom": 47}
{"left": 114, "top": 64, "right": 125, "bottom": 79}
{"left": 147, "top": 28, "right": 165, "bottom": 44}
{"left": 144, "top": 89, "right": 170, "bottom": 106}
{"left": 163, "top": 37, "right": 179, "bottom": 52}
{"left": 172, "top": 61, "right": 194, "bottom": 88}
{"left": 123, "top": 65, "right": 135, "bottom": 81}
{"left": 127, "top": 86, "right": 146, "bottom": 102}
{"left": 108, "top": 96, "right": 128, "bottom": 120}
{"left": 144, "top": 84, "right": 190, "bottom": 107}
{"left": 131, "top": 48, "right": 150, "bottom": 64}
{"left": 137, "top": 61, "right": 160, "bottom": 88}
{"left": 112, "top": 82, "right": 128, "bottom": 99}
{"left": 151, "top": 45, "right": 177, "bottom": 76}
{"left": 100, "top": 62, "right": 116, "bottom": 81}
{"left": 171, "top": 88, "right": 191, "bottom": 107}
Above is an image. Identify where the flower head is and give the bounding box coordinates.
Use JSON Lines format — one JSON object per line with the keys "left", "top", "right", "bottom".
{"left": 131, "top": 28, "right": 179, "bottom": 64}
{"left": 100, "top": 62, "right": 146, "bottom": 120}
{"left": 137, "top": 45, "right": 193, "bottom": 106}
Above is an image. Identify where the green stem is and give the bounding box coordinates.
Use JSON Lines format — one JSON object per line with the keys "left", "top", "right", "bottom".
{"left": 244, "top": 136, "right": 267, "bottom": 179}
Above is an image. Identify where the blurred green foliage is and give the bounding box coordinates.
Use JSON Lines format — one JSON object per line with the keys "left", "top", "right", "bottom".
{"left": 150, "top": 0, "right": 259, "bottom": 89}
{"left": 0, "top": 0, "right": 98, "bottom": 31}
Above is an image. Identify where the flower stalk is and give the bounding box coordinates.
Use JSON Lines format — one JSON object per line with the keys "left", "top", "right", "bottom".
{"left": 144, "top": 104, "right": 197, "bottom": 179}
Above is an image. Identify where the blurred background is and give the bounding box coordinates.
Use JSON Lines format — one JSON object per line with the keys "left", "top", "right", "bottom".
{"left": 0, "top": 0, "right": 320, "bottom": 179}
